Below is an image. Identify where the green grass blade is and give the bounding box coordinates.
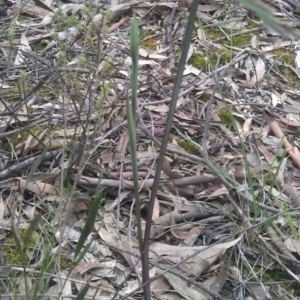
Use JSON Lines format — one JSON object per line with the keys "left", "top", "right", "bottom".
{"left": 141, "top": 1, "right": 200, "bottom": 299}
{"left": 144, "top": 0, "right": 199, "bottom": 240}
{"left": 25, "top": 147, "right": 50, "bottom": 185}
{"left": 237, "top": 0, "right": 298, "bottom": 38}
{"left": 74, "top": 196, "right": 102, "bottom": 259}
{"left": 75, "top": 285, "right": 89, "bottom": 300}
{"left": 130, "top": 13, "right": 139, "bottom": 125}
{"left": 24, "top": 214, "right": 42, "bottom": 248}
{"left": 128, "top": 10, "right": 146, "bottom": 296}
{"left": 128, "top": 12, "right": 143, "bottom": 254}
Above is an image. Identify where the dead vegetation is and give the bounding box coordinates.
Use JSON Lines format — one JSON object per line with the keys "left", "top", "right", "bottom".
{"left": 1, "top": 0, "right": 300, "bottom": 299}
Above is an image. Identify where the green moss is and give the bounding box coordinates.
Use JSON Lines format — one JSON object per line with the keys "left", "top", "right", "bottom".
{"left": 3, "top": 244, "right": 23, "bottom": 264}
{"left": 2, "top": 228, "right": 38, "bottom": 265}
{"left": 56, "top": 254, "right": 73, "bottom": 269}
{"left": 10, "top": 126, "right": 41, "bottom": 147}
{"left": 189, "top": 54, "right": 207, "bottom": 70}
{"left": 226, "top": 33, "right": 254, "bottom": 47}
{"left": 10, "top": 124, "right": 64, "bottom": 149}
{"left": 203, "top": 27, "right": 224, "bottom": 40}
{"left": 272, "top": 48, "right": 295, "bottom": 65}
{"left": 31, "top": 41, "right": 48, "bottom": 52}
{"left": 52, "top": 10, "right": 79, "bottom": 32}
{"left": 177, "top": 139, "right": 199, "bottom": 155}
{"left": 278, "top": 66, "right": 300, "bottom": 88}
{"left": 101, "top": 57, "right": 117, "bottom": 74}
{"left": 189, "top": 50, "right": 232, "bottom": 70}
{"left": 0, "top": 86, "right": 30, "bottom": 102}
{"left": 253, "top": 267, "right": 300, "bottom": 297}
{"left": 247, "top": 20, "right": 260, "bottom": 29}
{"left": 0, "top": 85, "right": 54, "bottom": 102}
{"left": 266, "top": 48, "right": 299, "bottom": 87}
{"left": 203, "top": 25, "right": 254, "bottom": 47}
{"left": 140, "top": 30, "right": 157, "bottom": 51}
{"left": 216, "top": 50, "right": 233, "bottom": 64}
{"left": 64, "top": 179, "right": 79, "bottom": 192}
{"left": 198, "top": 93, "right": 210, "bottom": 102}
{"left": 218, "top": 108, "right": 233, "bottom": 126}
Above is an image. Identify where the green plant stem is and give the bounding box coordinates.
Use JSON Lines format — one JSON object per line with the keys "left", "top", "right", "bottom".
{"left": 141, "top": 0, "right": 199, "bottom": 298}
{"left": 128, "top": 12, "right": 144, "bottom": 279}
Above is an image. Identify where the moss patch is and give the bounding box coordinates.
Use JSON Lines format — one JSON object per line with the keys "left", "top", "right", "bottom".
{"left": 189, "top": 50, "right": 232, "bottom": 70}
{"left": 201, "top": 21, "right": 257, "bottom": 47}
{"left": 269, "top": 49, "right": 300, "bottom": 88}
{"left": 247, "top": 20, "right": 260, "bottom": 29}
{"left": 0, "top": 86, "right": 30, "bottom": 102}
{"left": 2, "top": 228, "right": 39, "bottom": 265}
{"left": 31, "top": 40, "right": 49, "bottom": 52}
{"left": 189, "top": 54, "right": 207, "bottom": 70}
{"left": 140, "top": 30, "right": 157, "bottom": 51}
{"left": 53, "top": 253, "right": 74, "bottom": 269}
{"left": 218, "top": 107, "right": 234, "bottom": 126}
{"left": 258, "top": 267, "right": 300, "bottom": 297}
{"left": 10, "top": 125, "right": 42, "bottom": 148}
{"left": 224, "top": 32, "right": 254, "bottom": 47}
{"left": 177, "top": 141, "right": 198, "bottom": 155}
{"left": 278, "top": 66, "right": 300, "bottom": 88}
{"left": 0, "top": 85, "right": 54, "bottom": 102}
{"left": 272, "top": 48, "right": 295, "bottom": 65}
{"left": 9, "top": 124, "right": 65, "bottom": 150}
{"left": 203, "top": 27, "right": 224, "bottom": 40}
{"left": 99, "top": 58, "right": 117, "bottom": 76}
{"left": 198, "top": 93, "right": 211, "bottom": 102}
{"left": 176, "top": 139, "right": 199, "bottom": 155}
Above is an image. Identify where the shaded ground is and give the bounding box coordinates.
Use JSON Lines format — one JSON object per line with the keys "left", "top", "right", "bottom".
{"left": 1, "top": 0, "right": 300, "bottom": 299}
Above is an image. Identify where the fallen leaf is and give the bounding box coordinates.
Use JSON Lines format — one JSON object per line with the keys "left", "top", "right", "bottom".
{"left": 14, "top": 34, "right": 32, "bottom": 66}
{"left": 249, "top": 57, "right": 265, "bottom": 87}
{"left": 32, "top": 0, "right": 53, "bottom": 12}
{"left": 284, "top": 237, "right": 300, "bottom": 253}
{"left": 164, "top": 272, "right": 207, "bottom": 300}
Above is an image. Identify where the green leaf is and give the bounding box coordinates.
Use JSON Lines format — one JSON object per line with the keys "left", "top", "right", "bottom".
{"left": 128, "top": 13, "right": 143, "bottom": 255}
{"left": 237, "top": 0, "right": 298, "bottom": 38}
{"left": 130, "top": 12, "right": 139, "bottom": 125}
{"left": 75, "top": 285, "right": 89, "bottom": 300}
{"left": 74, "top": 196, "right": 102, "bottom": 259}
{"left": 24, "top": 214, "right": 41, "bottom": 248}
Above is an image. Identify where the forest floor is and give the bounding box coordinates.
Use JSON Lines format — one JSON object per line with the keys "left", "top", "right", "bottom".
{"left": 1, "top": 0, "right": 300, "bottom": 299}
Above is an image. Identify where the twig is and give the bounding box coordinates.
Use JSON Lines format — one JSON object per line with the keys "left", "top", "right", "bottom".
{"left": 0, "top": 150, "right": 61, "bottom": 179}
{"left": 166, "top": 5, "right": 177, "bottom": 72}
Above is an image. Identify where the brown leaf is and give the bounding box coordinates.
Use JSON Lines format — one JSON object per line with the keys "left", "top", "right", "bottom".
{"left": 279, "top": 115, "right": 300, "bottom": 126}
{"left": 73, "top": 261, "right": 116, "bottom": 276}
{"left": 163, "top": 272, "right": 207, "bottom": 300}
{"left": 23, "top": 129, "right": 47, "bottom": 154}
{"left": 153, "top": 197, "right": 160, "bottom": 220}
{"left": 150, "top": 275, "right": 171, "bottom": 298}
{"left": 246, "top": 283, "right": 271, "bottom": 300}
{"left": 249, "top": 58, "right": 265, "bottom": 87}
{"left": 270, "top": 121, "right": 300, "bottom": 168}
{"left": 32, "top": 0, "right": 53, "bottom": 12}
{"left": 162, "top": 158, "right": 183, "bottom": 179}
{"left": 19, "top": 179, "right": 58, "bottom": 196}
{"left": 149, "top": 237, "right": 242, "bottom": 275}
{"left": 170, "top": 214, "right": 202, "bottom": 241}
{"left": 284, "top": 237, "right": 300, "bottom": 253}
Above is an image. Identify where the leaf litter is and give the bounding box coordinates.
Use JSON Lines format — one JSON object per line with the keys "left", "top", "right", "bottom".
{"left": 1, "top": 0, "right": 300, "bottom": 299}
